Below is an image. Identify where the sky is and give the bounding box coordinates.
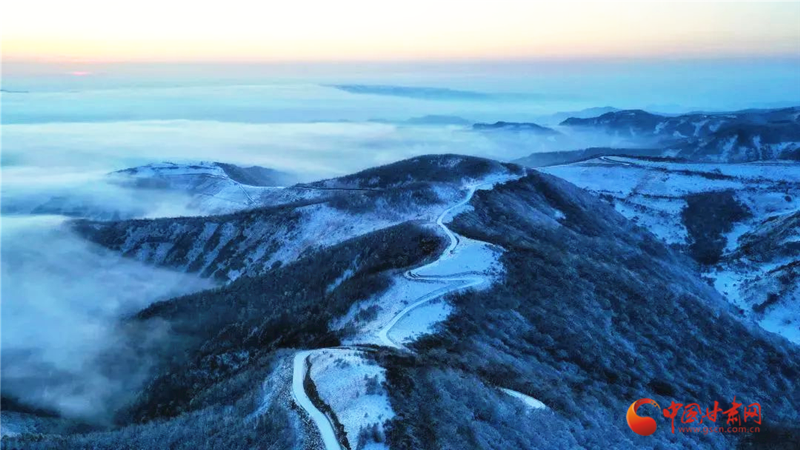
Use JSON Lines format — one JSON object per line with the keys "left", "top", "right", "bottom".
{"left": 3, "top": 1, "right": 800, "bottom": 63}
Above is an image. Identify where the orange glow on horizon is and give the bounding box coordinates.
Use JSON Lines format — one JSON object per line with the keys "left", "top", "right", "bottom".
{"left": 3, "top": 1, "right": 799, "bottom": 63}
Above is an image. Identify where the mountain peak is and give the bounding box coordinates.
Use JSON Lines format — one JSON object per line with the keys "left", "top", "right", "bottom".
{"left": 308, "top": 154, "right": 526, "bottom": 189}
{"left": 113, "top": 161, "right": 296, "bottom": 187}
{"left": 472, "top": 121, "right": 560, "bottom": 135}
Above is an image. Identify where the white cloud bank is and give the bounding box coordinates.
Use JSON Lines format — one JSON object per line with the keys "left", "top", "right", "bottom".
{"left": 0, "top": 215, "right": 213, "bottom": 419}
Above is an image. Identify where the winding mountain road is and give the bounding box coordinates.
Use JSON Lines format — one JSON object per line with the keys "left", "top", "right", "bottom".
{"left": 376, "top": 185, "right": 488, "bottom": 348}
{"left": 291, "top": 183, "right": 491, "bottom": 450}
{"left": 292, "top": 351, "right": 342, "bottom": 450}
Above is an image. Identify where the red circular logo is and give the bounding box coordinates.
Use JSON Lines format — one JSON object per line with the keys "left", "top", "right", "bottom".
{"left": 627, "top": 398, "right": 661, "bottom": 436}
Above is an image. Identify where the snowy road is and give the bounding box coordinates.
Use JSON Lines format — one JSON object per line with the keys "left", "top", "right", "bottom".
{"left": 291, "top": 183, "right": 497, "bottom": 449}
{"left": 377, "top": 184, "right": 489, "bottom": 348}
{"left": 291, "top": 351, "right": 342, "bottom": 450}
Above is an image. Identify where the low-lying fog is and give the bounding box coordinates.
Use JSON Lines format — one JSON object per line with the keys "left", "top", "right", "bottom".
{"left": 1, "top": 216, "right": 213, "bottom": 419}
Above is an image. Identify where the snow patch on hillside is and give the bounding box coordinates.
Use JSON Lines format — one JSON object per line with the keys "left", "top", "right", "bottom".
{"left": 416, "top": 235, "right": 502, "bottom": 277}
{"left": 500, "top": 388, "right": 547, "bottom": 410}
{"left": 613, "top": 198, "right": 688, "bottom": 245}
{"left": 111, "top": 161, "right": 292, "bottom": 215}
{"left": 724, "top": 222, "right": 752, "bottom": 254}
{"left": 261, "top": 203, "right": 403, "bottom": 271}
{"left": 337, "top": 275, "right": 449, "bottom": 346}
{"left": 759, "top": 294, "right": 800, "bottom": 344}
{"left": 309, "top": 349, "right": 393, "bottom": 450}
{"left": 336, "top": 182, "right": 509, "bottom": 348}
{"left": 707, "top": 263, "right": 800, "bottom": 344}
{"left": 543, "top": 156, "right": 800, "bottom": 343}
{"left": 386, "top": 299, "right": 452, "bottom": 345}
{"left": 343, "top": 235, "right": 502, "bottom": 348}
{"left": 542, "top": 157, "right": 799, "bottom": 248}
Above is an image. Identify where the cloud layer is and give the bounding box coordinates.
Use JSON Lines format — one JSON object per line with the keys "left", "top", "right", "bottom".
{"left": 1, "top": 216, "right": 213, "bottom": 419}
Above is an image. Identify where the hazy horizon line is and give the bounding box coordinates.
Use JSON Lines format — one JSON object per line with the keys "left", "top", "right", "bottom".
{"left": 6, "top": 54, "right": 800, "bottom": 65}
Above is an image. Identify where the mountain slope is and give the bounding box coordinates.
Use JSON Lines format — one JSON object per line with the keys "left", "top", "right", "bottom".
{"left": 382, "top": 172, "right": 800, "bottom": 449}
{"left": 4, "top": 220, "right": 447, "bottom": 449}
{"left": 539, "top": 155, "right": 800, "bottom": 343}
{"left": 513, "top": 147, "right": 664, "bottom": 167}
{"left": 7, "top": 161, "right": 300, "bottom": 221}
{"left": 74, "top": 155, "right": 524, "bottom": 282}
{"left": 114, "top": 161, "right": 296, "bottom": 188}
{"left": 109, "top": 161, "right": 298, "bottom": 214}
{"left": 123, "top": 222, "right": 445, "bottom": 424}
{"left": 472, "top": 121, "right": 560, "bottom": 136}
{"left": 559, "top": 107, "right": 800, "bottom": 162}
{"left": 534, "top": 106, "right": 619, "bottom": 126}
{"left": 561, "top": 109, "right": 665, "bottom": 136}
{"left": 560, "top": 107, "right": 800, "bottom": 140}
{"left": 722, "top": 210, "right": 800, "bottom": 342}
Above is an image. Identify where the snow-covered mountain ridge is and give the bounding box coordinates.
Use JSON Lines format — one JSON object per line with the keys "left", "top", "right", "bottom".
{"left": 559, "top": 106, "right": 800, "bottom": 162}
{"left": 3, "top": 161, "right": 300, "bottom": 220}
{"left": 74, "top": 155, "right": 524, "bottom": 282}
{"left": 540, "top": 155, "right": 800, "bottom": 342}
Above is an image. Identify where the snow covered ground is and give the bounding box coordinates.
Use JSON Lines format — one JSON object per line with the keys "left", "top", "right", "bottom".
{"left": 708, "top": 259, "right": 800, "bottom": 344}
{"left": 259, "top": 203, "right": 403, "bottom": 274}
{"left": 542, "top": 156, "right": 800, "bottom": 343}
{"left": 4, "top": 161, "right": 308, "bottom": 220}
{"left": 308, "top": 349, "right": 394, "bottom": 450}
{"left": 337, "top": 185, "right": 506, "bottom": 349}
{"left": 110, "top": 161, "right": 298, "bottom": 215}
{"left": 385, "top": 298, "right": 452, "bottom": 346}
{"left": 291, "top": 174, "right": 520, "bottom": 449}
{"left": 708, "top": 209, "right": 800, "bottom": 344}
{"left": 602, "top": 157, "right": 800, "bottom": 183}
{"left": 542, "top": 156, "right": 799, "bottom": 257}
{"left": 333, "top": 275, "right": 450, "bottom": 347}
{"left": 80, "top": 189, "right": 451, "bottom": 282}
{"left": 760, "top": 296, "right": 800, "bottom": 344}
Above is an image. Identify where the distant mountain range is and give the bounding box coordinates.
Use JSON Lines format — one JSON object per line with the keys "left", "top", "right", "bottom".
{"left": 329, "top": 84, "right": 569, "bottom": 102}
{"left": 533, "top": 106, "right": 619, "bottom": 125}
{"left": 558, "top": 106, "right": 800, "bottom": 162}
{"left": 330, "top": 84, "right": 495, "bottom": 101}
{"left": 475, "top": 106, "right": 799, "bottom": 163}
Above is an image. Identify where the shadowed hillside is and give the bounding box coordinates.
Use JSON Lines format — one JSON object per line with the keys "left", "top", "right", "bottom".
{"left": 380, "top": 173, "right": 800, "bottom": 449}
